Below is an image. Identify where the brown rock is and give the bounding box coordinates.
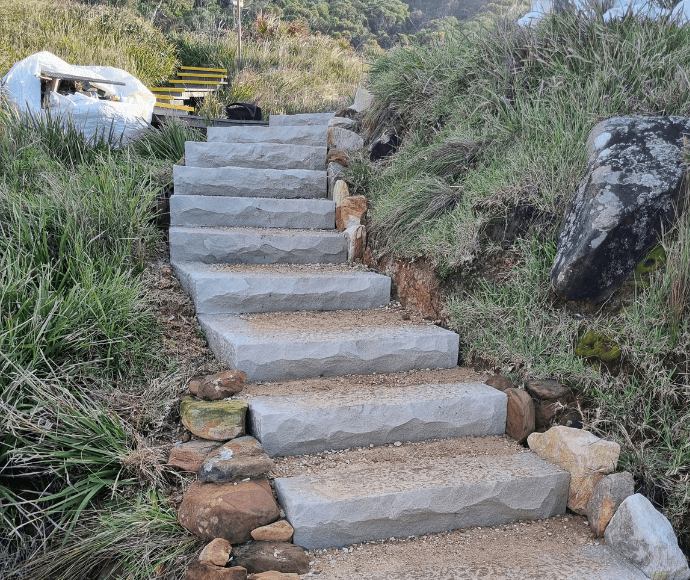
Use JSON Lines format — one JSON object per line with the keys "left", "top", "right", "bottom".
{"left": 251, "top": 520, "right": 294, "bottom": 542}
{"left": 180, "top": 398, "right": 248, "bottom": 441}
{"left": 326, "top": 149, "right": 349, "bottom": 167}
{"left": 344, "top": 223, "right": 366, "bottom": 262}
{"left": 168, "top": 440, "right": 222, "bottom": 472}
{"left": 559, "top": 408, "right": 583, "bottom": 429}
{"left": 189, "top": 379, "right": 202, "bottom": 397}
{"left": 199, "top": 538, "right": 232, "bottom": 567}
{"left": 524, "top": 379, "right": 574, "bottom": 402}
{"left": 248, "top": 574, "right": 299, "bottom": 580}
{"left": 485, "top": 375, "right": 515, "bottom": 392}
{"left": 505, "top": 388, "right": 535, "bottom": 443}
{"left": 527, "top": 426, "right": 620, "bottom": 514}
{"left": 586, "top": 471, "right": 634, "bottom": 537}
{"left": 534, "top": 400, "right": 561, "bottom": 430}
{"left": 200, "top": 436, "right": 274, "bottom": 482}
{"left": 185, "top": 562, "right": 247, "bottom": 580}
{"left": 335, "top": 196, "right": 367, "bottom": 232}
{"left": 178, "top": 480, "right": 280, "bottom": 544}
{"left": 232, "top": 542, "right": 310, "bottom": 575}
{"left": 191, "top": 370, "right": 247, "bottom": 401}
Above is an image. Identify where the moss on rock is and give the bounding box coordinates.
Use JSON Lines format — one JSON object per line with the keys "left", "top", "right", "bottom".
{"left": 635, "top": 246, "right": 666, "bottom": 275}
{"left": 575, "top": 331, "right": 622, "bottom": 363}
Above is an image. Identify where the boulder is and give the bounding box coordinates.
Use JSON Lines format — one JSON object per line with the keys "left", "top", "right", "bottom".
{"left": 369, "top": 131, "right": 400, "bottom": 162}
{"left": 180, "top": 398, "right": 248, "bottom": 441}
{"left": 327, "top": 162, "right": 344, "bottom": 199}
{"left": 185, "top": 562, "right": 247, "bottom": 580}
{"left": 344, "top": 223, "right": 366, "bottom": 262}
{"left": 168, "top": 440, "right": 221, "bottom": 472}
{"left": 587, "top": 472, "right": 634, "bottom": 537}
{"left": 327, "top": 127, "right": 364, "bottom": 153}
{"left": 248, "top": 573, "right": 299, "bottom": 580}
{"left": 485, "top": 375, "right": 515, "bottom": 392}
{"left": 178, "top": 480, "right": 280, "bottom": 544}
{"left": 326, "top": 149, "right": 349, "bottom": 168}
{"left": 524, "top": 379, "right": 573, "bottom": 402}
{"left": 190, "top": 370, "right": 247, "bottom": 401}
{"left": 199, "top": 436, "right": 274, "bottom": 483}
{"left": 527, "top": 426, "right": 620, "bottom": 514}
{"left": 504, "top": 388, "right": 535, "bottom": 443}
{"left": 335, "top": 196, "right": 367, "bottom": 232}
{"left": 332, "top": 180, "right": 350, "bottom": 207}
{"left": 605, "top": 494, "right": 690, "bottom": 580}
{"left": 534, "top": 400, "right": 560, "bottom": 430}
{"left": 352, "top": 87, "right": 374, "bottom": 113}
{"left": 231, "top": 542, "right": 310, "bottom": 575}
{"left": 251, "top": 520, "right": 295, "bottom": 542}
{"left": 199, "top": 538, "right": 233, "bottom": 567}
{"left": 552, "top": 116, "right": 690, "bottom": 302}
{"left": 328, "top": 117, "right": 357, "bottom": 130}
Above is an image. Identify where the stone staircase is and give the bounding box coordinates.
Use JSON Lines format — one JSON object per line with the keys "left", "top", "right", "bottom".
{"left": 170, "top": 113, "right": 650, "bottom": 579}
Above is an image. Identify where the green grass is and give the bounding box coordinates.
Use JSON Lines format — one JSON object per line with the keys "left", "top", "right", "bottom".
{"left": 354, "top": 4, "right": 690, "bottom": 547}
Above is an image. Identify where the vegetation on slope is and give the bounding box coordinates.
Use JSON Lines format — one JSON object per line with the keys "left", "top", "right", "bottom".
{"left": 352, "top": 5, "right": 690, "bottom": 548}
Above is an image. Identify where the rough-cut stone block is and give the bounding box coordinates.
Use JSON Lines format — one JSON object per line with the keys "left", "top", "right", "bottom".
{"left": 172, "top": 262, "right": 391, "bottom": 315}
{"left": 251, "top": 520, "right": 294, "bottom": 542}
{"left": 185, "top": 142, "right": 326, "bottom": 171}
{"left": 505, "top": 388, "right": 535, "bottom": 443}
{"left": 170, "top": 196, "right": 334, "bottom": 229}
{"left": 275, "top": 453, "right": 569, "bottom": 549}
{"left": 269, "top": 112, "right": 334, "bottom": 126}
{"left": 180, "top": 398, "right": 248, "bottom": 441}
{"left": 199, "top": 538, "right": 232, "bottom": 567}
{"left": 168, "top": 439, "right": 221, "bottom": 472}
{"left": 587, "top": 471, "right": 634, "bottom": 537}
{"left": 344, "top": 223, "right": 366, "bottom": 262}
{"left": 249, "top": 382, "right": 506, "bottom": 457}
{"left": 185, "top": 562, "right": 247, "bottom": 580}
{"left": 605, "top": 494, "right": 690, "bottom": 580}
{"left": 178, "top": 479, "right": 280, "bottom": 544}
{"left": 327, "top": 127, "right": 364, "bottom": 152}
{"left": 199, "top": 436, "right": 274, "bottom": 482}
{"left": 336, "top": 195, "right": 367, "bottom": 231}
{"left": 207, "top": 125, "right": 327, "bottom": 146}
{"left": 528, "top": 426, "right": 620, "bottom": 514}
{"left": 198, "top": 314, "right": 460, "bottom": 382}
{"left": 232, "top": 542, "right": 310, "bottom": 575}
{"left": 169, "top": 227, "right": 347, "bottom": 265}
{"left": 173, "top": 166, "right": 326, "bottom": 199}
{"left": 332, "top": 180, "right": 350, "bottom": 206}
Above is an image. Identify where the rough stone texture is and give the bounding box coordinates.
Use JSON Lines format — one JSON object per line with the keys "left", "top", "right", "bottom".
{"left": 191, "top": 370, "right": 246, "bottom": 401}
{"left": 168, "top": 439, "right": 221, "bottom": 472}
{"left": 207, "top": 125, "right": 327, "bottom": 147}
{"left": 249, "top": 382, "right": 507, "bottom": 457}
{"left": 505, "top": 388, "right": 535, "bottom": 443}
{"left": 170, "top": 196, "right": 335, "bottom": 230}
{"left": 552, "top": 116, "right": 690, "bottom": 302}
{"left": 185, "top": 142, "right": 326, "bottom": 171}
{"left": 327, "top": 162, "right": 345, "bottom": 198}
{"left": 332, "top": 180, "right": 350, "bottom": 206}
{"left": 248, "top": 574, "right": 299, "bottom": 580}
{"left": 336, "top": 195, "right": 367, "bottom": 232}
{"left": 352, "top": 87, "right": 374, "bottom": 113}
{"left": 587, "top": 472, "right": 634, "bottom": 538}
{"left": 199, "top": 538, "right": 232, "bottom": 567}
{"left": 199, "top": 436, "right": 274, "bottom": 482}
{"left": 605, "top": 494, "right": 690, "bottom": 580}
{"left": 269, "top": 112, "right": 334, "bottom": 126}
{"left": 232, "top": 542, "right": 310, "bottom": 575}
{"left": 326, "top": 149, "right": 349, "bottom": 168}
{"left": 275, "top": 453, "right": 569, "bottom": 549}
{"left": 173, "top": 166, "right": 326, "bottom": 199}
{"left": 328, "top": 117, "right": 357, "bottom": 130}
{"left": 198, "top": 314, "right": 460, "bottom": 382}
{"left": 178, "top": 479, "right": 280, "bottom": 544}
{"left": 180, "top": 398, "right": 248, "bottom": 441}
{"left": 528, "top": 426, "right": 620, "bottom": 514}
{"left": 327, "top": 127, "right": 365, "bottom": 152}
{"left": 251, "top": 520, "right": 295, "bottom": 542}
{"left": 524, "top": 379, "right": 574, "bottom": 402}
{"left": 534, "top": 399, "right": 561, "bottom": 430}
{"left": 485, "top": 375, "right": 516, "bottom": 392}
{"left": 185, "top": 562, "right": 247, "bottom": 580}
{"left": 172, "top": 262, "right": 391, "bottom": 315}
{"left": 169, "top": 227, "right": 347, "bottom": 266}
{"left": 344, "top": 223, "right": 366, "bottom": 262}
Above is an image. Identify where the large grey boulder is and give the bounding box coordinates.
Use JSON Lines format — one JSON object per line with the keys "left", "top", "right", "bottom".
{"left": 552, "top": 116, "right": 690, "bottom": 302}
{"left": 605, "top": 493, "right": 690, "bottom": 580}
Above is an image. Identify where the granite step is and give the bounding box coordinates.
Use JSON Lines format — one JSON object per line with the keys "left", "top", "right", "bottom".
{"left": 172, "top": 262, "right": 391, "bottom": 315}
{"left": 173, "top": 166, "right": 326, "bottom": 199}
{"left": 169, "top": 226, "right": 347, "bottom": 265}
{"left": 169, "top": 196, "right": 335, "bottom": 229}
{"left": 197, "top": 310, "right": 460, "bottom": 382}
{"left": 207, "top": 124, "right": 327, "bottom": 147}
{"left": 185, "top": 142, "right": 326, "bottom": 171}
{"left": 248, "top": 381, "right": 507, "bottom": 457}
{"left": 269, "top": 112, "right": 335, "bottom": 126}
{"left": 273, "top": 442, "right": 570, "bottom": 549}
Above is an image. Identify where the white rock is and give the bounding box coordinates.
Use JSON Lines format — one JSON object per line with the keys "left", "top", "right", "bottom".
{"left": 332, "top": 180, "right": 350, "bottom": 207}
{"left": 605, "top": 494, "right": 690, "bottom": 580}
{"left": 352, "top": 87, "right": 374, "bottom": 113}
{"left": 327, "top": 127, "right": 365, "bottom": 152}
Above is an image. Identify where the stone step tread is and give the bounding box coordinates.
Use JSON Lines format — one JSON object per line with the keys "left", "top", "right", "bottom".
{"left": 269, "top": 112, "right": 335, "bottom": 126}
{"left": 249, "top": 382, "right": 507, "bottom": 457}
{"left": 274, "top": 447, "right": 570, "bottom": 549}
{"left": 172, "top": 261, "right": 392, "bottom": 315}
{"left": 197, "top": 310, "right": 460, "bottom": 382}
{"left": 184, "top": 141, "right": 326, "bottom": 171}
{"left": 169, "top": 226, "right": 347, "bottom": 266}
{"left": 207, "top": 124, "right": 327, "bottom": 146}
{"left": 169, "top": 195, "right": 335, "bottom": 230}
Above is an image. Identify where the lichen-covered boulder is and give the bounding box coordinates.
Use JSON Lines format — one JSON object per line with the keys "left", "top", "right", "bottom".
{"left": 551, "top": 116, "right": 690, "bottom": 302}
{"left": 180, "top": 397, "right": 248, "bottom": 441}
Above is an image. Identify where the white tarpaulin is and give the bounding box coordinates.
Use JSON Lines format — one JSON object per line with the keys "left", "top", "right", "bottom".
{"left": 1, "top": 51, "right": 156, "bottom": 145}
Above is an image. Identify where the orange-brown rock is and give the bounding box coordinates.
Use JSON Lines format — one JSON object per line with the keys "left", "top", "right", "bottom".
{"left": 326, "top": 149, "right": 349, "bottom": 167}
{"left": 524, "top": 379, "right": 574, "bottom": 403}
{"left": 178, "top": 480, "right": 280, "bottom": 544}
{"left": 335, "top": 196, "right": 367, "bottom": 232}
{"left": 505, "top": 388, "right": 535, "bottom": 443}
{"left": 527, "top": 426, "right": 620, "bottom": 515}
{"left": 185, "top": 562, "right": 247, "bottom": 580}
{"left": 232, "top": 542, "right": 309, "bottom": 575}
{"left": 168, "top": 439, "right": 221, "bottom": 472}
{"left": 251, "top": 520, "right": 294, "bottom": 542}
{"left": 248, "top": 573, "right": 299, "bottom": 580}
{"left": 190, "top": 370, "right": 247, "bottom": 400}
{"left": 199, "top": 538, "right": 232, "bottom": 567}
{"left": 586, "top": 471, "right": 634, "bottom": 537}
{"left": 485, "top": 375, "right": 515, "bottom": 392}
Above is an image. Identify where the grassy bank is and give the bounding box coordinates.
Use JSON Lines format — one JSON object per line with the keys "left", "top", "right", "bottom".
{"left": 354, "top": 6, "right": 690, "bottom": 546}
